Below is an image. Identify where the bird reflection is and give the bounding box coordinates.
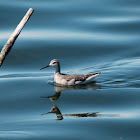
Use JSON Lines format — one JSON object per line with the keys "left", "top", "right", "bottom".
{"left": 41, "top": 81, "right": 101, "bottom": 102}
{"left": 42, "top": 104, "right": 99, "bottom": 120}
{"left": 41, "top": 91, "right": 61, "bottom": 102}
{"left": 41, "top": 104, "right": 63, "bottom": 120}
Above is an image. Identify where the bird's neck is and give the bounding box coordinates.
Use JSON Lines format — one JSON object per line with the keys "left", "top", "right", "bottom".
{"left": 56, "top": 109, "right": 63, "bottom": 120}
{"left": 55, "top": 63, "right": 61, "bottom": 73}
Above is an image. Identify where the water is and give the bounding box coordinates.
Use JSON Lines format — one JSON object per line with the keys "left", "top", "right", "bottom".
{"left": 0, "top": 0, "right": 140, "bottom": 139}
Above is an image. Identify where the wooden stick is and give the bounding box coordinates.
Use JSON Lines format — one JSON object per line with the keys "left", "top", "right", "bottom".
{"left": 0, "top": 8, "right": 34, "bottom": 66}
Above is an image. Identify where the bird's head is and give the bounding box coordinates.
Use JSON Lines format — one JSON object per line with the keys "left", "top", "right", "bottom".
{"left": 40, "top": 59, "right": 60, "bottom": 70}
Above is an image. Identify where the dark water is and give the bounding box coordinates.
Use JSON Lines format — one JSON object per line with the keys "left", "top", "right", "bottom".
{"left": 0, "top": 0, "right": 140, "bottom": 139}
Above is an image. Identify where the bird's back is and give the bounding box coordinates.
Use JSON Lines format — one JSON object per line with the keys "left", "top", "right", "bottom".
{"left": 54, "top": 72, "right": 101, "bottom": 85}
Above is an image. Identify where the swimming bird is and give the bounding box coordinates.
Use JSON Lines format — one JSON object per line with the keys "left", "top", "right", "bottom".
{"left": 40, "top": 59, "right": 101, "bottom": 86}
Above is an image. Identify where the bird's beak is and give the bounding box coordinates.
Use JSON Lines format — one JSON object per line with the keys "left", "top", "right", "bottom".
{"left": 40, "top": 65, "right": 49, "bottom": 70}
{"left": 41, "top": 112, "right": 50, "bottom": 116}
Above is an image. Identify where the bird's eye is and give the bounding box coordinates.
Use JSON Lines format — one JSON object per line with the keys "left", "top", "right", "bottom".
{"left": 53, "top": 62, "right": 56, "bottom": 64}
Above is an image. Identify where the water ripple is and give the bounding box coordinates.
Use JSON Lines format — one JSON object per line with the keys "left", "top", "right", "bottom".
{"left": 0, "top": 30, "right": 139, "bottom": 43}
{"left": 82, "top": 16, "right": 140, "bottom": 23}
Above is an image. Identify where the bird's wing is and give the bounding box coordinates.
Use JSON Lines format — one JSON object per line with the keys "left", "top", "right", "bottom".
{"left": 62, "top": 72, "right": 101, "bottom": 84}
{"left": 63, "top": 75, "right": 86, "bottom": 82}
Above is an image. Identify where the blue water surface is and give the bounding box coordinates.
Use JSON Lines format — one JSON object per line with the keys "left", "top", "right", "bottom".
{"left": 0, "top": 0, "right": 140, "bottom": 140}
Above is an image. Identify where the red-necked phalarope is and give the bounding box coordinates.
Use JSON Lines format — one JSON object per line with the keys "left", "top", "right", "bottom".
{"left": 40, "top": 59, "right": 101, "bottom": 86}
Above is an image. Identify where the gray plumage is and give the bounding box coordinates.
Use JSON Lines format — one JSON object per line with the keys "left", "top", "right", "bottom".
{"left": 40, "top": 59, "right": 101, "bottom": 85}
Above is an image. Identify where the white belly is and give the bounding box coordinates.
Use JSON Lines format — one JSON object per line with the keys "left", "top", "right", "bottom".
{"left": 54, "top": 73, "right": 67, "bottom": 85}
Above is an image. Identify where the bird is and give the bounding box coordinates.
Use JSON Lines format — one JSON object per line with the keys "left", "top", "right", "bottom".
{"left": 40, "top": 59, "right": 101, "bottom": 86}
